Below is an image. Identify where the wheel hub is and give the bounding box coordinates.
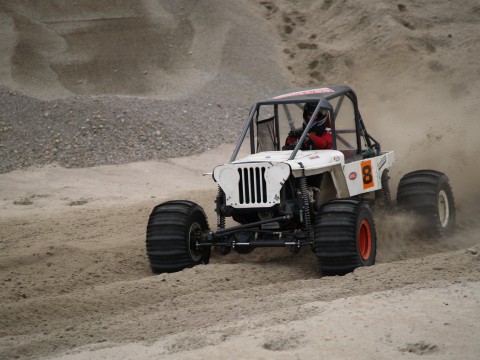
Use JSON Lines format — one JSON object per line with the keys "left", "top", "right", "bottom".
{"left": 189, "top": 223, "right": 204, "bottom": 261}
{"left": 358, "top": 219, "right": 372, "bottom": 261}
{"left": 438, "top": 190, "right": 450, "bottom": 228}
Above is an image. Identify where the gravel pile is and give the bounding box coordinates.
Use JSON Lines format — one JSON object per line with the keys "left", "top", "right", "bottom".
{"left": 0, "top": 86, "right": 250, "bottom": 173}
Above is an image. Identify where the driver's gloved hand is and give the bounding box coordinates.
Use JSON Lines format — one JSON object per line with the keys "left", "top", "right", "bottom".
{"left": 288, "top": 129, "right": 303, "bottom": 137}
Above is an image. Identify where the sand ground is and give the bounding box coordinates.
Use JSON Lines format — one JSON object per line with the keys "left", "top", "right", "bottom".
{"left": 1, "top": 1, "right": 480, "bottom": 359}
{"left": 1, "top": 144, "right": 480, "bottom": 359}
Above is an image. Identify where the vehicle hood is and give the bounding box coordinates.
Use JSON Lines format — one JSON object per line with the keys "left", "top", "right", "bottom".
{"left": 232, "top": 150, "right": 345, "bottom": 173}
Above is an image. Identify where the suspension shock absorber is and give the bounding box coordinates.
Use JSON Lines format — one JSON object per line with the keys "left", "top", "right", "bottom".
{"left": 216, "top": 186, "right": 226, "bottom": 230}
{"left": 381, "top": 169, "right": 392, "bottom": 206}
{"left": 299, "top": 176, "right": 311, "bottom": 233}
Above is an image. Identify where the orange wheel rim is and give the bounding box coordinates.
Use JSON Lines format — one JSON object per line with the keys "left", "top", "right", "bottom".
{"left": 359, "top": 219, "right": 372, "bottom": 261}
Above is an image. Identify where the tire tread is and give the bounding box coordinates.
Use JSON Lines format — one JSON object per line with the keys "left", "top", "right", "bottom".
{"left": 313, "top": 199, "right": 376, "bottom": 276}
{"left": 397, "top": 170, "right": 455, "bottom": 236}
{"left": 146, "top": 200, "right": 210, "bottom": 273}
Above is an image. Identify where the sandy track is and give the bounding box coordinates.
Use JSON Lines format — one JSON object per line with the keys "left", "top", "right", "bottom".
{"left": 1, "top": 151, "right": 480, "bottom": 359}
{"left": 1, "top": 206, "right": 479, "bottom": 359}
{"left": 1, "top": 0, "right": 480, "bottom": 359}
{"left": 1, "top": 203, "right": 479, "bottom": 359}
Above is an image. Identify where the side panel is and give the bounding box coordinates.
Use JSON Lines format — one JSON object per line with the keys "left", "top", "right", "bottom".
{"left": 343, "top": 152, "right": 395, "bottom": 196}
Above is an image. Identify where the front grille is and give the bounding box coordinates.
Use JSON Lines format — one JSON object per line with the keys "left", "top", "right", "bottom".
{"left": 237, "top": 166, "right": 267, "bottom": 204}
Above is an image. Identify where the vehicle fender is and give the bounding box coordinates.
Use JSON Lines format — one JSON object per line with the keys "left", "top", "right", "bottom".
{"left": 343, "top": 151, "right": 395, "bottom": 196}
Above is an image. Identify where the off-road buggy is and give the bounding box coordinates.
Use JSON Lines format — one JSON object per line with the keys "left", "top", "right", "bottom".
{"left": 146, "top": 86, "right": 455, "bottom": 275}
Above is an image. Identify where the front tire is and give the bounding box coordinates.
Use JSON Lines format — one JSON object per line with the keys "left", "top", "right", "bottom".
{"left": 146, "top": 200, "right": 211, "bottom": 273}
{"left": 313, "top": 200, "right": 376, "bottom": 276}
{"left": 396, "top": 170, "right": 455, "bottom": 237}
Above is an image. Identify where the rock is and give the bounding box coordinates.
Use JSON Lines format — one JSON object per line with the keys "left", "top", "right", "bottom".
{"left": 466, "top": 248, "right": 478, "bottom": 255}
{"left": 0, "top": 86, "right": 245, "bottom": 173}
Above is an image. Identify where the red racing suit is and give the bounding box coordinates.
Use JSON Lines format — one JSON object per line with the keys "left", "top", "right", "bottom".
{"left": 283, "top": 128, "right": 333, "bottom": 150}
{"left": 309, "top": 128, "right": 333, "bottom": 149}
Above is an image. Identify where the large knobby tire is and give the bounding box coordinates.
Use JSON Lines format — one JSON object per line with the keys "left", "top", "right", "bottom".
{"left": 146, "top": 200, "right": 211, "bottom": 273}
{"left": 397, "top": 170, "right": 455, "bottom": 237}
{"left": 313, "top": 200, "right": 376, "bottom": 276}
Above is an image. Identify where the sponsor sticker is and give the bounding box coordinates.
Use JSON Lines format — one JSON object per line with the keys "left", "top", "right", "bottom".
{"left": 349, "top": 172, "right": 357, "bottom": 180}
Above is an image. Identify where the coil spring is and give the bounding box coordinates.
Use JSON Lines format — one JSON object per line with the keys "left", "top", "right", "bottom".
{"left": 299, "top": 176, "right": 311, "bottom": 232}
{"left": 216, "top": 186, "right": 226, "bottom": 230}
{"left": 381, "top": 170, "right": 392, "bottom": 206}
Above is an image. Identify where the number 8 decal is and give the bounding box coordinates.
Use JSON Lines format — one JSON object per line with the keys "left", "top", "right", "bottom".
{"left": 361, "top": 160, "right": 375, "bottom": 189}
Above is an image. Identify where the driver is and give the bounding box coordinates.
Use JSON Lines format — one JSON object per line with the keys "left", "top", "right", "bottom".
{"left": 283, "top": 102, "right": 333, "bottom": 150}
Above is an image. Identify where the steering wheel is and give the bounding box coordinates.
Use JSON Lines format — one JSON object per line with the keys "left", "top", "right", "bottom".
{"left": 283, "top": 132, "right": 316, "bottom": 150}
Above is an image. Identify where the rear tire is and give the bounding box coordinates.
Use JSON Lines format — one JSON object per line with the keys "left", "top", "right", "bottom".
{"left": 313, "top": 200, "right": 376, "bottom": 276}
{"left": 146, "top": 200, "right": 211, "bottom": 273}
{"left": 397, "top": 170, "right": 455, "bottom": 237}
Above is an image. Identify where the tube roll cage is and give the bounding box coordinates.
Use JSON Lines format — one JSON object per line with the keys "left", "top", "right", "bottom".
{"left": 229, "top": 86, "right": 381, "bottom": 163}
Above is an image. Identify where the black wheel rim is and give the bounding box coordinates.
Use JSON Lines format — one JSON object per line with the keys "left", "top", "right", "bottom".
{"left": 189, "top": 222, "right": 203, "bottom": 261}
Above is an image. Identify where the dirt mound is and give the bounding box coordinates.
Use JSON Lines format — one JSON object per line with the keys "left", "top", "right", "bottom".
{"left": 253, "top": 0, "right": 480, "bottom": 200}
{"left": 0, "top": 0, "right": 287, "bottom": 99}
{"left": 255, "top": 0, "right": 480, "bottom": 93}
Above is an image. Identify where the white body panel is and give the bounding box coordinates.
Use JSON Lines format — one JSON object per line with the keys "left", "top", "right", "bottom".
{"left": 213, "top": 150, "right": 395, "bottom": 209}
{"left": 343, "top": 151, "right": 395, "bottom": 196}
{"left": 234, "top": 150, "right": 345, "bottom": 172}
